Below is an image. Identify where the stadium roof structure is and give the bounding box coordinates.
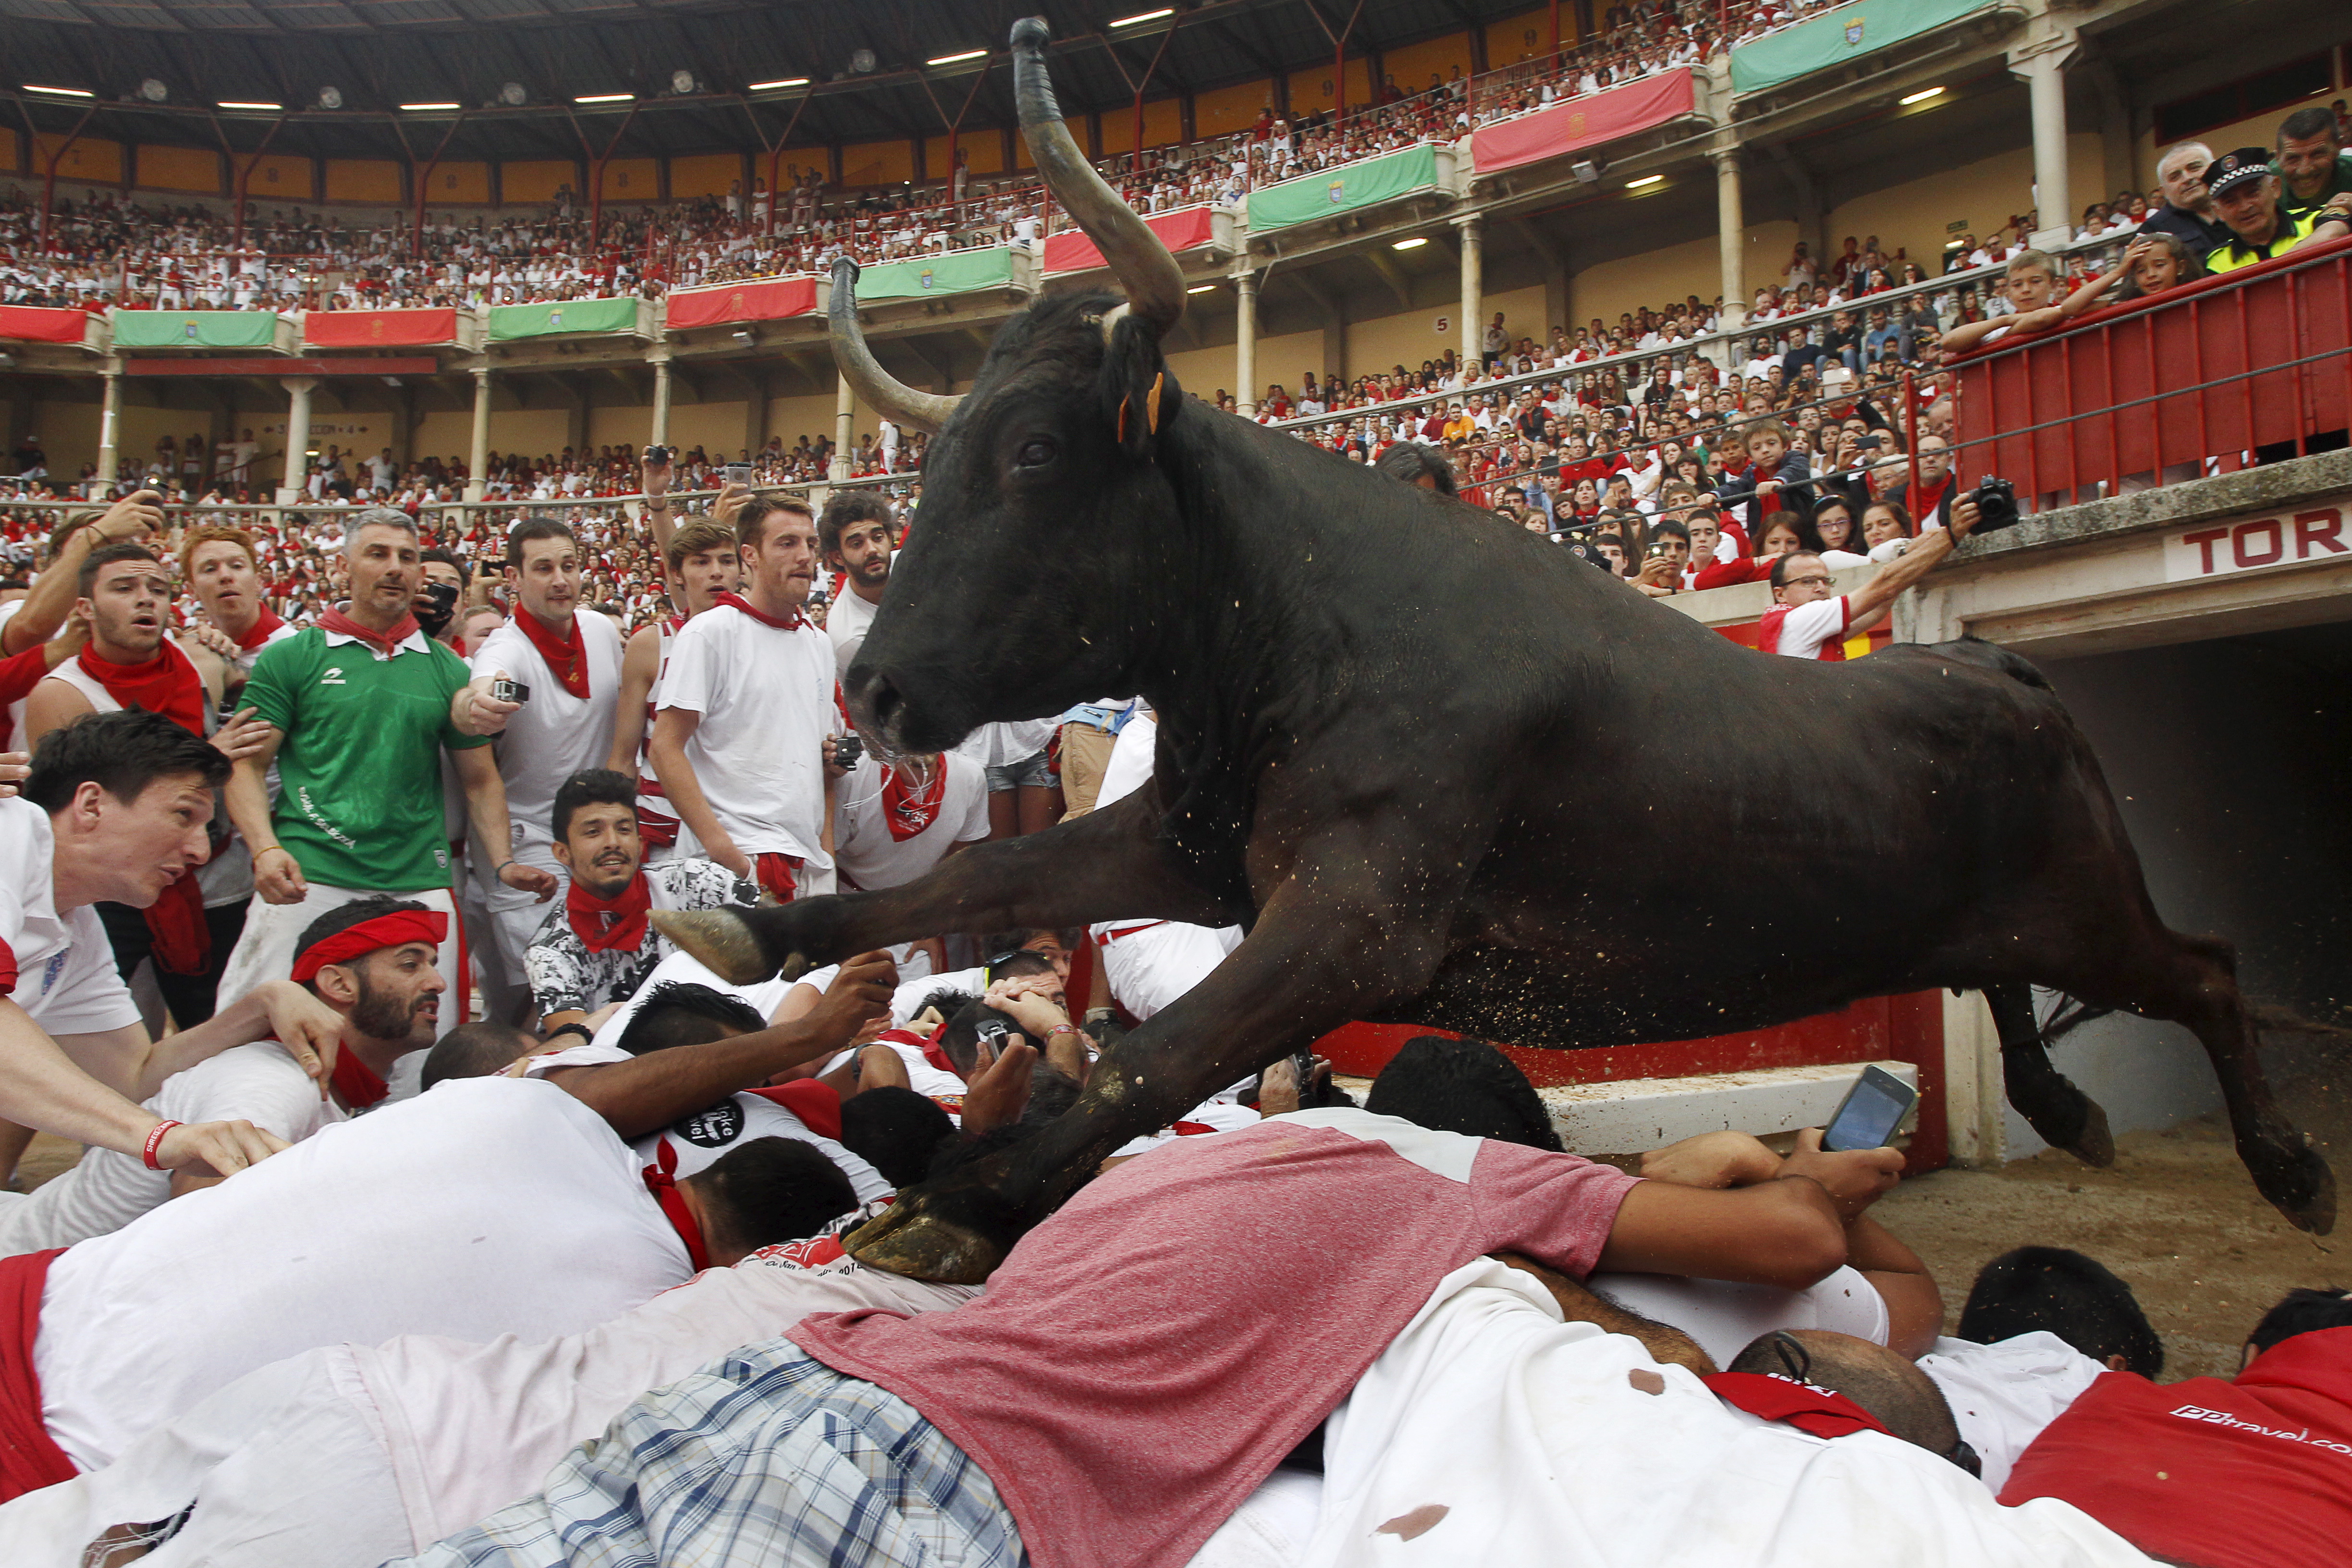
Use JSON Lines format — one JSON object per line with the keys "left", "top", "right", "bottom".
{"left": 0, "top": 0, "right": 1569, "bottom": 163}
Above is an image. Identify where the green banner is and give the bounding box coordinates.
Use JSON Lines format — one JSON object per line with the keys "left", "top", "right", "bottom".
{"left": 110, "top": 311, "right": 278, "bottom": 349}
{"left": 856, "top": 247, "right": 1017, "bottom": 302}
{"left": 1731, "top": 0, "right": 1988, "bottom": 94}
{"left": 1248, "top": 144, "right": 1439, "bottom": 234}
{"left": 486, "top": 297, "right": 641, "bottom": 340}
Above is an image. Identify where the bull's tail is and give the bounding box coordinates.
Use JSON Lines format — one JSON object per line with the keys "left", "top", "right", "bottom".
{"left": 1924, "top": 634, "right": 2056, "bottom": 692}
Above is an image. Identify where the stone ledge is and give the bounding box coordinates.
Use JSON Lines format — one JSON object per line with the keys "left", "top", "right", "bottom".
{"left": 1539, "top": 1059, "right": 1920, "bottom": 1159}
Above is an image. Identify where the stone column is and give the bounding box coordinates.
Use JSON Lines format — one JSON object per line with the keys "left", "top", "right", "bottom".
{"left": 96, "top": 361, "right": 123, "bottom": 485}
{"left": 2010, "top": 36, "right": 2081, "bottom": 250}
{"left": 1713, "top": 151, "right": 1746, "bottom": 331}
{"left": 830, "top": 372, "right": 854, "bottom": 482}
{"left": 1455, "top": 214, "right": 1483, "bottom": 375}
{"left": 649, "top": 348, "right": 674, "bottom": 448}
{"left": 277, "top": 376, "right": 316, "bottom": 504}
{"left": 464, "top": 367, "right": 491, "bottom": 502}
{"left": 1234, "top": 269, "right": 1258, "bottom": 416}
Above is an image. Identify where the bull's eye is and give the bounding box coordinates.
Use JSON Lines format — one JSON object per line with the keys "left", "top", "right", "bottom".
{"left": 1015, "top": 437, "right": 1058, "bottom": 469}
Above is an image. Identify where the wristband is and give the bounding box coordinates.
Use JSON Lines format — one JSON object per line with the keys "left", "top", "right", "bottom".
{"left": 143, "top": 1120, "right": 182, "bottom": 1170}
{"left": 494, "top": 860, "right": 516, "bottom": 878}
{"left": 545, "top": 1021, "right": 593, "bottom": 1046}
{"left": 1045, "top": 1024, "right": 1078, "bottom": 1038}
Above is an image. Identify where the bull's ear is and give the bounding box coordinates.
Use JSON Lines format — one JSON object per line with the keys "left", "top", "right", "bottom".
{"left": 1101, "top": 313, "right": 1180, "bottom": 460}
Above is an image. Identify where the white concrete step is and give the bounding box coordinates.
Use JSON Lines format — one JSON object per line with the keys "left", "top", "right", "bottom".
{"left": 1539, "top": 1060, "right": 1920, "bottom": 1158}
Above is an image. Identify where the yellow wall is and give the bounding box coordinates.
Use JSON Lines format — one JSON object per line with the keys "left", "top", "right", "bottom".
{"left": 1194, "top": 81, "right": 1273, "bottom": 138}
{"left": 841, "top": 140, "right": 914, "bottom": 188}
{"left": 36, "top": 134, "right": 122, "bottom": 184}
{"left": 669, "top": 152, "right": 742, "bottom": 200}
{"left": 1822, "top": 133, "right": 2104, "bottom": 267}
{"left": 1486, "top": 6, "right": 1563, "bottom": 68}
{"left": 600, "top": 158, "right": 660, "bottom": 201}
{"left": 1288, "top": 60, "right": 1373, "bottom": 120}
{"left": 1098, "top": 98, "right": 1185, "bottom": 158}
{"left": 1383, "top": 31, "right": 1478, "bottom": 95}
{"left": 0, "top": 128, "right": 15, "bottom": 172}
{"left": 488, "top": 409, "right": 580, "bottom": 461}
{"left": 325, "top": 159, "right": 403, "bottom": 204}
{"left": 1568, "top": 221, "right": 1795, "bottom": 326}
{"left": 136, "top": 144, "right": 221, "bottom": 194}
{"left": 666, "top": 400, "right": 754, "bottom": 458}
{"left": 425, "top": 161, "right": 491, "bottom": 205}
{"left": 1015, "top": 117, "right": 1089, "bottom": 170}
{"left": 502, "top": 159, "right": 578, "bottom": 203}
{"left": 588, "top": 404, "right": 652, "bottom": 452}
{"left": 413, "top": 409, "right": 471, "bottom": 465}
{"left": 241, "top": 153, "right": 313, "bottom": 200}
{"left": 924, "top": 131, "right": 1007, "bottom": 178}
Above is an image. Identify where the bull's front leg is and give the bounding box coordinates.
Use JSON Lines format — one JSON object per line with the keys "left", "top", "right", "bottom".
{"left": 846, "top": 830, "right": 1468, "bottom": 1282}
{"left": 651, "top": 789, "right": 1237, "bottom": 984}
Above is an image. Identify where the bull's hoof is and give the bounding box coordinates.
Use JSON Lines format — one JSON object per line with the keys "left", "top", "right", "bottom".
{"left": 844, "top": 1199, "right": 1007, "bottom": 1285}
{"left": 2061, "top": 1100, "right": 2116, "bottom": 1168}
{"left": 2017, "top": 1079, "right": 2114, "bottom": 1167}
{"left": 2244, "top": 1137, "right": 2337, "bottom": 1235}
{"left": 649, "top": 909, "right": 801, "bottom": 985}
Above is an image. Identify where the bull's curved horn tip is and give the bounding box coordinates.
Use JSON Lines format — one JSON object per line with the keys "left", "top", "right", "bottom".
{"left": 648, "top": 909, "right": 774, "bottom": 986}
{"left": 1011, "top": 15, "right": 1050, "bottom": 50}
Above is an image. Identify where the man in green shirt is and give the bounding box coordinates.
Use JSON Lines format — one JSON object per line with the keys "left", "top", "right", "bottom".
{"left": 2277, "top": 106, "right": 2352, "bottom": 219}
{"left": 220, "top": 510, "right": 555, "bottom": 1039}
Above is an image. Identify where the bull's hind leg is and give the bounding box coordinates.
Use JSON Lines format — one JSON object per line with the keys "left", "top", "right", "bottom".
{"left": 1985, "top": 983, "right": 2114, "bottom": 1166}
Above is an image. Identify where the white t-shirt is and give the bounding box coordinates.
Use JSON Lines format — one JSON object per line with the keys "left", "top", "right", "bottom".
{"left": 889, "top": 962, "right": 986, "bottom": 1027}
{"left": 0, "top": 799, "right": 141, "bottom": 1038}
{"left": 468, "top": 609, "right": 626, "bottom": 871}
{"left": 0, "top": 1041, "right": 342, "bottom": 1257}
{"left": 35, "top": 1076, "right": 689, "bottom": 1470}
{"left": 1589, "top": 1265, "right": 1890, "bottom": 1370}
{"left": 357, "top": 1237, "right": 978, "bottom": 1548}
{"left": 825, "top": 586, "right": 879, "bottom": 678}
{"left": 1758, "top": 594, "right": 1851, "bottom": 661}
{"left": 1095, "top": 711, "right": 1158, "bottom": 810}
{"left": 833, "top": 752, "right": 989, "bottom": 893}
{"left": 657, "top": 603, "right": 836, "bottom": 867}
{"left": 579, "top": 947, "right": 798, "bottom": 1054}
{"left": 1918, "top": 1331, "right": 2107, "bottom": 1493}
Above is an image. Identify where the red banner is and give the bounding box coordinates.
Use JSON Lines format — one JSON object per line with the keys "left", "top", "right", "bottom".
{"left": 1470, "top": 68, "right": 1696, "bottom": 176}
{"left": 303, "top": 308, "right": 459, "bottom": 348}
{"left": 1042, "top": 205, "right": 1217, "bottom": 275}
{"left": 666, "top": 276, "right": 818, "bottom": 330}
{"left": 0, "top": 306, "right": 88, "bottom": 344}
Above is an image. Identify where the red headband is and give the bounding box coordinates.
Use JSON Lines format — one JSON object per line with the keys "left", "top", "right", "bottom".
{"left": 291, "top": 910, "right": 449, "bottom": 984}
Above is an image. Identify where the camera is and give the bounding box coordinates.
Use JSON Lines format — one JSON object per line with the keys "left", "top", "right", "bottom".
{"left": 1968, "top": 476, "right": 2021, "bottom": 535}
{"left": 722, "top": 463, "right": 753, "bottom": 488}
{"left": 489, "top": 677, "right": 531, "bottom": 705}
{"left": 642, "top": 444, "right": 670, "bottom": 466}
{"left": 411, "top": 578, "right": 460, "bottom": 637}
{"left": 832, "top": 732, "right": 864, "bottom": 771}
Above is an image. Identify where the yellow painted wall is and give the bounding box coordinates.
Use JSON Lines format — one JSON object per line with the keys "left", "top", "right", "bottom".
{"left": 1382, "top": 31, "right": 1478, "bottom": 96}
{"left": 488, "top": 409, "right": 580, "bottom": 461}
{"left": 1159, "top": 327, "right": 1321, "bottom": 404}
{"left": 669, "top": 152, "right": 742, "bottom": 200}
{"left": 325, "top": 159, "right": 403, "bottom": 204}
{"left": 241, "top": 153, "right": 313, "bottom": 200}
{"left": 136, "top": 144, "right": 221, "bottom": 194}
{"left": 1823, "top": 133, "right": 2104, "bottom": 268}
{"left": 588, "top": 404, "right": 653, "bottom": 451}
{"left": 36, "top": 134, "right": 122, "bottom": 184}
{"left": 1098, "top": 98, "right": 1185, "bottom": 157}
{"left": 1486, "top": 6, "right": 1563, "bottom": 68}
{"left": 1343, "top": 282, "right": 1549, "bottom": 380}
{"left": 923, "top": 131, "right": 1007, "bottom": 179}
{"left": 502, "top": 160, "right": 579, "bottom": 203}
{"left": 413, "top": 410, "right": 471, "bottom": 465}
{"left": 0, "top": 128, "right": 15, "bottom": 173}
{"left": 777, "top": 149, "right": 830, "bottom": 184}
{"left": 425, "top": 161, "right": 491, "bottom": 205}
{"left": 666, "top": 400, "right": 754, "bottom": 459}
{"left": 841, "top": 139, "right": 915, "bottom": 188}
{"left": 1194, "top": 81, "right": 1273, "bottom": 138}
{"left": 1288, "top": 60, "right": 1373, "bottom": 120}
{"left": 600, "top": 158, "right": 660, "bottom": 201}
{"left": 35, "top": 398, "right": 99, "bottom": 478}
{"left": 1569, "top": 221, "right": 1796, "bottom": 326}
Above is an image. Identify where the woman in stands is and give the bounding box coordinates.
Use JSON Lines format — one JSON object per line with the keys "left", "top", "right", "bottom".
{"left": 1861, "top": 500, "right": 1914, "bottom": 563}
{"left": 1811, "top": 496, "right": 1871, "bottom": 566}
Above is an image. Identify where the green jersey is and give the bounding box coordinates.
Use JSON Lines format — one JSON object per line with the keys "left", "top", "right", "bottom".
{"left": 243, "top": 626, "right": 488, "bottom": 892}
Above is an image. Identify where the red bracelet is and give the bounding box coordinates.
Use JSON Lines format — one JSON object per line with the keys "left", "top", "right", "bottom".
{"left": 142, "top": 1121, "right": 182, "bottom": 1171}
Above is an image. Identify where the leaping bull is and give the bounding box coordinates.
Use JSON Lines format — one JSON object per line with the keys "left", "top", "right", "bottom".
{"left": 657, "top": 17, "right": 2334, "bottom": 1279}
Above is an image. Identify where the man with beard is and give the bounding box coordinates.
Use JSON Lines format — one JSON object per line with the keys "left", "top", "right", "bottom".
{"left": 460, "top": 521, "right": 625, "bottom": 1021}
{"left": 819, "top": 493, "right": 894, "bottom": 679}
{"left": 526, "top": 769, "right": 752, "bottom": 1035}
{"left": 24, "top": 544, "right": 273, "bottom": 1029}
{"left": 0, "top": 897, "right": 444, "bottom": 1255}
{"left": 604, "top": 516, "right": 737, "bottom": 862}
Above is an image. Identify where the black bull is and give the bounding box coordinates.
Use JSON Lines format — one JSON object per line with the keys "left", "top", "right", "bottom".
{"left": 656, "top": 299, "right": 2334, "bottom": 1279}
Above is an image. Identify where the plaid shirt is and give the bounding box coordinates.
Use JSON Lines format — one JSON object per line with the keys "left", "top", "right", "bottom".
{"left": 397, "top": 1342, "right": 1025, "bottom": 1568}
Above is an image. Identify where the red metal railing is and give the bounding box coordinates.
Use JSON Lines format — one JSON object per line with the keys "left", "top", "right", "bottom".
{"left": 1951, "top": 234, "right": 2352, "bottom": 502}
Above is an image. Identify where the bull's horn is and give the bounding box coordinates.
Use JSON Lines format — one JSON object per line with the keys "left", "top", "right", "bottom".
{"left": 827, "top": 257, "right": 961, "bottom": 435}
{"left": 1011, "top": 16, "right": 1185, "bottom": 337}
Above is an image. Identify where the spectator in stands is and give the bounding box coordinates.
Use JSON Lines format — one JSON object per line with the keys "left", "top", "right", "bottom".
{"left": 1861, "top": 499, "right": 1913, "bottom": 563}
{"left": 1881, "top": 435, "right": 1960, "bottom": 531}
{"left": 2276, "top": 105, "right": 2352, "bottom": 218}
{"left": 2140, "top": 141, "right": 2233, "bottom": 260}
{"left": 1758, "top": 494, "right": 1981, "bottom": 660}
{"left": 1940, "top": 250, "right": 2067, "bottom": 352}
{"left": 2202, "top": 147, "right": 2352, "bottom": 273}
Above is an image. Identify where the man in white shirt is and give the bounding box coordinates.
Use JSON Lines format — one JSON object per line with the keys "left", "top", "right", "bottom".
{"left": 1757, "top": 495, "right": 1980, "bottom": 662}
{"left": 649, "top": 495, "right": 842, "bottom": 902}
{"left": 604, "top": 515, "right": 737, "bottom": 862}
{"left": 832, "top": 747, "right": 988, "bottom": 980}
{"left": 462, "top": 520, "right": 626, "bottom": 1017}
{"left": 818, "top": 491, "right": 895, "bottom": 679}
{"left": 0, "top": 711, "right": 332, "bottom": 1188}
{"left": 0, "top": 895, "right": 445, "bottom": 1256}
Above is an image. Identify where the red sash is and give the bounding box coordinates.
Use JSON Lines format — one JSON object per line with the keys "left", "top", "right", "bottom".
{"left": 1702, "top": 1372, "right": 1893, "bottom": 1440}
{"left": 712, "top": 590, "right": 806, "bottom": 632}
{"left": 0, "top": 1247, "right": 76, "bottom": 1500}
{"left": 231, "top": 606, "right": 286, "bottom": 652}
{"left": 640, "top": 1142, "right": 709, "bottom": 1271}
{"left": 317, "top": 604, "right": 421, "bottom": 658}
{"left": 78, "top": 644, "right": 212, "bottom": 973}
{"left": 513, "top": 607, "right": 591, "bottom": 700}
{"left": 880, "top": 760, "right": 947, "bottom": 842}
{"left": 566, "top": 871, "right": 651, "bottom": 953}
{"left": 877, "top": 1026, "right": 963, "bottom": 1083}
{"left": 741, "top": 1078, "right": 844, "bottom": 1140}
{"left": 1754, "top": 603, "right": 1849, "bottom": 662}
{"left": 751, "top": 852, "right": 801, "bottom": 904}
{"left": 330, "top": 1048, "right": 390, "bottom": 1112}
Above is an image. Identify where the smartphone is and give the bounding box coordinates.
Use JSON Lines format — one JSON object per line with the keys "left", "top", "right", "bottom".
{"left": 489, "top": 677, "right": 530, "bottom": 705}
{"left": 722, "top": 463, "right": 753, "bottom": 488}
{"left": 1820, "top": 1064, "right": 1917, "bottom": 1152}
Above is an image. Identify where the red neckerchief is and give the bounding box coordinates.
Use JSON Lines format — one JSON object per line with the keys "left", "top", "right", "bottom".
{"left": 880, "top": 758, "right": 947, "bottom": 842}
{"left": 739, "top": 1078, "right": 844, "bottom": 1140}
{"left": 330, "top": 1047, "right": 390, "bottom": 1112}
{"left": 1702, "top": 1372, "right": 1893, "bottom": 1440}
{"left": 877, "top": 1026, "right": 962, "bottom": 1083}
{"left": 317, "top": 603, "right": 421, "bottom": 658}
{"left": 641, "top": 1141, "right": 710, "bottom": 1271}
{"left": 513, "top": 607, "right": 590, "bottom": 699}
{"left": 78, "top": 640, "right": 206, "bottom": 736}
{"left": 566, "top": 870, "right": 651, "bottom": 953}
{"left": 230, "top": 605, "right": 286, "bottom": 652}
{"left": 712, "top": 590, "right": 806, "bottom": 632}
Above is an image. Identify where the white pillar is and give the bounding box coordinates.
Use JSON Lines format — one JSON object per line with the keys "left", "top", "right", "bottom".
{"left": 2010, "top": 37, "right": 2080, "bottom": 250}
{"left": 1455, "top": 214, "right": 1483, "bottom": 375}
{"left": 464, "top": 367, "right": 491, "bottom": 503}
{"left": 650, "top": 350, "right": 674, "bottom": 448}
{"left": 95, "top": 362, "right": 122, "bottom": 486}
{"left": 1713, "top": 151, "right": 1746, "bottom": 331}
{"left": 831, "top": 372, "right": 854, "bottom": 482}
{"left": 1234, "top": 270, "right": 1258, "bottom": 416}
{"left": 277, "top": 377, "right": 316, "bottom": 505}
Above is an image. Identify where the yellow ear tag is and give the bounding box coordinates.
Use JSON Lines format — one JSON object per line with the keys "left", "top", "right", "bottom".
{"left": 1146, "top": 371, "right": 1165, "bottom": 432}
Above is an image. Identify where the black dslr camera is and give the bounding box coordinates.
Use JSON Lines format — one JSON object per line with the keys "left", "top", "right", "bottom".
{"left": 832, "top": 732, "right": 864, "bottom": 771}
{"left": 411, "top": 578, "right": 461, "bottom": 637}
{"left": 1968, "top": 476, "right": 2021, "bottom": 535}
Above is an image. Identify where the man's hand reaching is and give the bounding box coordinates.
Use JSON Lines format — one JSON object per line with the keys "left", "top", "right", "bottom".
{"left": 255, "top": 979, "right": 344, "bottom": 1093}
{"left": 958, "top": 1035, "right": 1037, "bottom": 1135}
{"left": 153, "top": 1118, "right": 290, "bottom": 1178}
{"left": 807, "top": 951, "right": 899, "bottom": 1049}
{"left": 1776, "top": 1127, "right": 1906, "bottom": 1221}
{"left": 1639, "top": 1129, "right": 1782, "bottom": 1188}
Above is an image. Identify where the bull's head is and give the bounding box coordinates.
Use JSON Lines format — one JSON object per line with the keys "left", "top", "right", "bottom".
{"left": 833, "top": 15, "right": 1190, "bottom": 757}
